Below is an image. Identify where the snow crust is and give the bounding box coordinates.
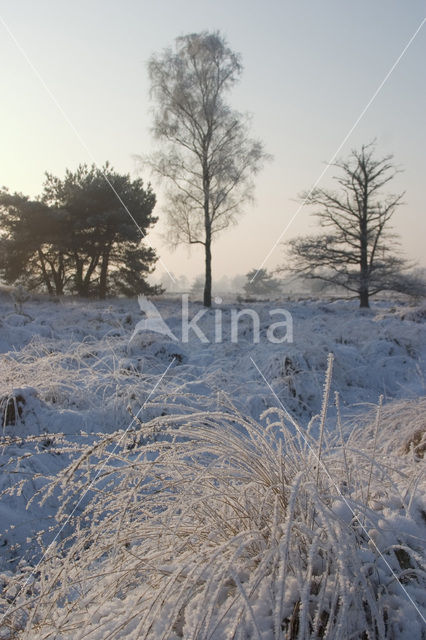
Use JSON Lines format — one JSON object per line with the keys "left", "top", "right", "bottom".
{"left": 0, "top": 291, "right": 425, "bottom": 638}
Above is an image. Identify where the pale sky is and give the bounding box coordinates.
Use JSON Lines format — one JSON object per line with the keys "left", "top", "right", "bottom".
{"left": 0, "top": 1, "right": 425, "bottom": 285}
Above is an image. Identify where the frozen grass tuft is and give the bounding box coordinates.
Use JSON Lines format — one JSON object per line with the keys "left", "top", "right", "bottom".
{"left": 349, "top": 396, "right": 426, "bottom": 464}
{"left": 0, "top": 336, "right": 183, "bottom": 437}
{"left": 1, "top": 389, "right": 425, "bottom": 639}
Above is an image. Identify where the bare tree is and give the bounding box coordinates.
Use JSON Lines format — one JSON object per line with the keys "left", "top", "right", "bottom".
{"left": 148, "top": 31, "right": 269, "bottom": 307}
{"left": 286, "top": 143, "right": 406, "bottom": 307}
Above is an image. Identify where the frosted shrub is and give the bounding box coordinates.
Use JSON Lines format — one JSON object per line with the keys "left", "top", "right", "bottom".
{"left": 1, "top": 394, "right": 425, "bottom": 639}
{"left": 10, "top": 285, "right": 30, "bottom": 315}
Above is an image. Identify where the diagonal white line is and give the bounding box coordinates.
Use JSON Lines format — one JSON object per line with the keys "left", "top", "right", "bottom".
{"left": 0, "top": 14, "right": 176, "bottom": 284}
{"left": 0, "top": 357, "right": 176, "bottom": 625}
{"left": 250, "top": 16, "right": 426, "bottom": 283}
{"left": 250, "top": 355, "right": 426, "bottom": 624}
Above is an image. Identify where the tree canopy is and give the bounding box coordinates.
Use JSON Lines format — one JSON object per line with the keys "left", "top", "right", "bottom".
{"left": 0, "top": 164, "right": 160, "bottom": 298}
{"left": 243, "top": 268, "right": 282, "bottom": 298}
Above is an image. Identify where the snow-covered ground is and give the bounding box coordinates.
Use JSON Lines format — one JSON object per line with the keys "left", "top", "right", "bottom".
{"left": 0, "top": 290, "right": 425, "bottom": 638}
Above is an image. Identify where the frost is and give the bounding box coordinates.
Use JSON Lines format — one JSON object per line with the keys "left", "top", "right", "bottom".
{"left": 0, "top": 293, "right": 425, "bottom": 638}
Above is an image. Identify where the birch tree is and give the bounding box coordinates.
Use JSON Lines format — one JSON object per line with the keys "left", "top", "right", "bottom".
{"left": 148, "top": 31, "right": 268, "bottom": 307}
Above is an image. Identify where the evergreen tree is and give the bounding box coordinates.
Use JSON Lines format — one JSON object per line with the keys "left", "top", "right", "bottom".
{"left": 0, "top": 164, "right": 161, "bottom": 298}
{"left": 0, "top": 192, "right": 70, "bottom": 295}
{"left": 243, "top": 268, "right": 282, "bottom": 298}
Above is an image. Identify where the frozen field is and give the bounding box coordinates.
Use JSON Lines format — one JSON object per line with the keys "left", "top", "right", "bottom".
{"left": 0, "top": 290, "right": 425, "bottom": 638}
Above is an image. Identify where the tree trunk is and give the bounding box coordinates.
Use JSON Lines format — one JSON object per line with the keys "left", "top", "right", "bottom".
{"left": 202, "top": 156, "right": 212, "bottom": 307}
{"left": 99, "top": 247, "right": 111, "bottom": 300}
{"left": 48, "top": 252, "right": 65, "bottom": 296}
{"left": 55, "top": 252, "right": 65, "bottom": 296}
{"left": 203, "top": 237, "right": 212, "bottom": 307}
{"left": 51, "top": 265, "right": 64, "bottom": 296}
{"left": 74, "top": 256, "right": 84, "bottom": 296}
{"left": 79, "top": 254, "right": 100, "bottom": 297}
{"left": 37, "top": 249, "right": 54, "bottom": 295}
{"left": 359, "top": 206, "right": 369, "bottom": 308}
{"left": 359, "top": 288, "right": 369, "bottom": 308}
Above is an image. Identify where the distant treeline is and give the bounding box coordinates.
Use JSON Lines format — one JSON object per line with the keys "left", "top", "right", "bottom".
{"left": 0, "top": 163, "right": 162, "bottom": 298}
